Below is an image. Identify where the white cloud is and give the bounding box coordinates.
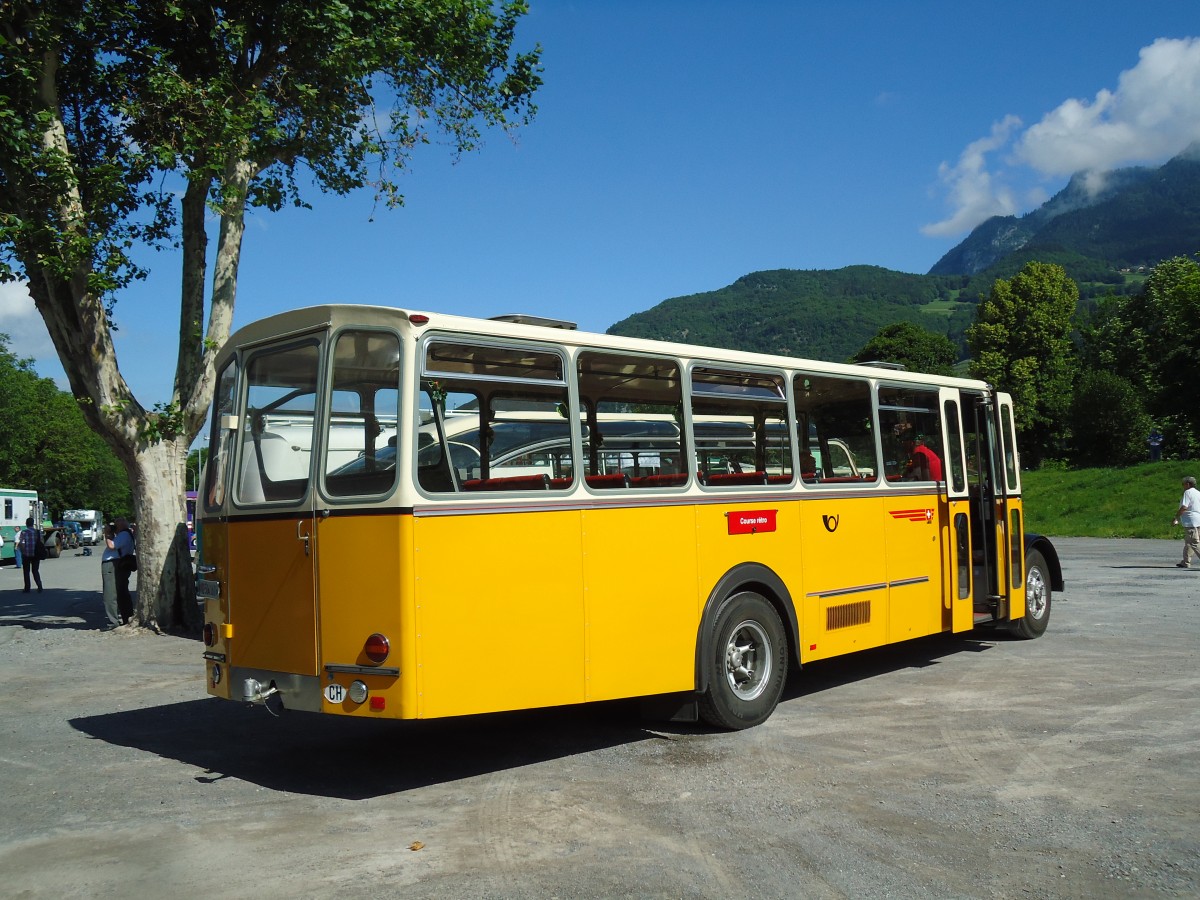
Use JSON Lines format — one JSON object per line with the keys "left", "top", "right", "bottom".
{"left": 921, "top": 115, "right": 1022, "bottom": 237}
{"left": 0, "top": 281, "right": 54, "bottom": 358}
{"left": 925, "top": 36, "right": 1200, "bottom": 238}
{"left": 0, "top": 281, "right": 67, "bottom": 385}
{"left": 1016, "top": 37, "right": 1200, "bottom": 176}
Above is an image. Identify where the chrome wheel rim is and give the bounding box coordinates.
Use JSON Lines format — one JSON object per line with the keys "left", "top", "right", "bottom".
{"left": 1026, "top": 565, "right": 1048, "bottom": 621}
{"left": 724, "top": 619, "right": 772, "bottom": 701}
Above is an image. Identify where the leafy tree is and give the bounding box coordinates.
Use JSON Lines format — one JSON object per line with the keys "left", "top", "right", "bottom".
{"left": 966, "top": 262, "right": 1078, "bottom": 466}
{"left": 0, "top": 333, "right": 132, "bottom": 517}
{"left": 848, "top": 321, "right": 958, "bottom": 376}
{"left": 0, "top": 2, "right": 541, "bottom": 630}
{"left": 1082, "top": 255, "right": 1200, "bottom": 458}
{"left": 1067, "top": 369, "right": 1152, "bottom": 467}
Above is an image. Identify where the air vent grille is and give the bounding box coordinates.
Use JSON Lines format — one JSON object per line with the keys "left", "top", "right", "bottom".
{"left": 827, "top": 600, "right": 871, "bottom": 630}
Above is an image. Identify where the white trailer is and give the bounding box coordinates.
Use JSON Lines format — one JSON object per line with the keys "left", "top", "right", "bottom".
{"left": 63, "top": 509, "right": 105, "bottom": 546}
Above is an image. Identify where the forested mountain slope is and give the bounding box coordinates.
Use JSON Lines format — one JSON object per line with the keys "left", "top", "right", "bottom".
{"left": 608, "top": 149, "right": 1198, "bottom": 363}
{"left": 929, "top": 145, "right": 1200, "bottom": 276}
{"left": 607, "top": 267, "right": 970, "bottom": 363}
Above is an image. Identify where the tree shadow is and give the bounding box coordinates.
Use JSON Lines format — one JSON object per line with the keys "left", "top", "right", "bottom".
{"left": 0, "top": 585, "right": 112, "bottom": 631}
{"left": 70, "top": 696, "right": 656, "bottom": 801}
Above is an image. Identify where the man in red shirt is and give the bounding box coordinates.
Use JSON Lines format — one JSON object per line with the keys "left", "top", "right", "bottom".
{"left": 901, "top": 429, "right": 943, "bottom": 482}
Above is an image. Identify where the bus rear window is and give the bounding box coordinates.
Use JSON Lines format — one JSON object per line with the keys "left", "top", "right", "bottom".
{"left": 323, "top": 330, "right": 401, "bottom": 498}
{"left": 236, "top": 341, "right": 320, "bottom": 504}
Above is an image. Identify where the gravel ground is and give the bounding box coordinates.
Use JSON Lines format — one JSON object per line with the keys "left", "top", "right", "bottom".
{"left": 1, "top": 538, "right": 1198, "bottom": 899}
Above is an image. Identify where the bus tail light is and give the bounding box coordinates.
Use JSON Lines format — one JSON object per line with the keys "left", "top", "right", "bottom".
{"left": 364, "top": 633, "right": 390, "bottom": 664}
{"left": 349, "top": 680, "right": 368, "bottom": 704}
{"left": 203, "top": 623, "right": 217, "bottom": 646}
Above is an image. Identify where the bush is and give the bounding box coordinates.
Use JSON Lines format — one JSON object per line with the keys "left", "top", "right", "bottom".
{"left": 1068, "top": 369, "right": 1152, "bottom": 467}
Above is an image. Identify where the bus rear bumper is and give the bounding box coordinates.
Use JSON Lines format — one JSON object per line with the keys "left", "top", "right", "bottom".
{"left": 232, "top": 667, "right": 323, "bottom": 713}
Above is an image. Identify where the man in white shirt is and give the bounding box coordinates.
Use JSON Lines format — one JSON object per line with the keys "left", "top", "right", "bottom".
{"left": 1174, "top": 475, "right": 1200, "bottom": 568}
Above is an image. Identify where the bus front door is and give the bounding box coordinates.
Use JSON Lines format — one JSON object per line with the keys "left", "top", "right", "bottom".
{"left": 938, "top": 389, "right": 974, "bottom": 632}
{"left": 965, "top": 393, "right": 1009, "bottom": 624}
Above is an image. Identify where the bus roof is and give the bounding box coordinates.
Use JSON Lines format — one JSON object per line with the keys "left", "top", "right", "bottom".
{"left": 218, "top": 304, "right": 990, "bottom": 392}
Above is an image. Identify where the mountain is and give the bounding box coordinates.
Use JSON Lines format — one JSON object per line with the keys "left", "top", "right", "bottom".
{"left": 929, "top": 144, "right": 1200, "bottom": 275}
{"left": 606, "top": 266, "right": 971, "bottom": 363}
{"left": 607, "top": 148, "right": 1200, "bottom": 364}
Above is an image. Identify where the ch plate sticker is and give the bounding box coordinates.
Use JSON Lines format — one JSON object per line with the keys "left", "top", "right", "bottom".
{"left": 324, "top": 683, "right": 346, "bottom": 704}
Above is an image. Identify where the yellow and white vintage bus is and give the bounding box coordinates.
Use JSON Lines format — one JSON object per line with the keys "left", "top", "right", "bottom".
{"left": 198, "top": 306, "right": 1062, "bottom": 729}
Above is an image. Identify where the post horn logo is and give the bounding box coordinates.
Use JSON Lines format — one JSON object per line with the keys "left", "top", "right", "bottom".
{"left": 822, "top": 513, "right": 839, "bottom": 533}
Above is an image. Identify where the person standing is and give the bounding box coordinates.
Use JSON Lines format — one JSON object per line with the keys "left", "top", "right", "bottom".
{"left": 100, "top": 523, "right": 121, "bottom": 627}
{"left": 1174, "top": 476, "right": 1200, "bottom": 569}
{"left": 112, "top": 517, "right": 136, "bottom": 623}
{"left": 1148, "top": 429, "right": 1164, "bottom": 462}
{"left": 18, "top": 517, "right": 44, "bottom": 593}
{"left": 12, "top": 525, "right": 23, "bottom": 570}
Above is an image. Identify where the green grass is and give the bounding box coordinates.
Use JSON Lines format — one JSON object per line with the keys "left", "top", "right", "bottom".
{"left": 1022, "top": 460, "right": 1195, "bottom": 538}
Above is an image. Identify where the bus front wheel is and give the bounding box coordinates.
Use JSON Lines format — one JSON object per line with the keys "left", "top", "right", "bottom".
{"left": 698, "top": 592, "right": 787, "bottom": 730}
{"left": 1009, "top": 549, "right": 1051, "bottom": 639}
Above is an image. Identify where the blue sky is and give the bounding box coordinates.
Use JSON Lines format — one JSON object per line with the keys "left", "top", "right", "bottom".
{"left": 2, "top": 1, "right": 1199, "bottom": 406}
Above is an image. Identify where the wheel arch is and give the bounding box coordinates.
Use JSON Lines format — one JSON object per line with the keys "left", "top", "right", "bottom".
{"left": 695, "top": 562, "right": 799, "bottom": 693}
{"left": 1025, "top": 532, "right": 1064, "bottom": 592}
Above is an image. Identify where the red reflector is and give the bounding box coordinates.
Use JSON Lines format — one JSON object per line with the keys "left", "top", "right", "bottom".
{"left": 364, "top": 633, "right": 390, "bottom": 663}
{"left": 370, "top": 696, "right": 386, "bottom": 711}
{"left": 408, "top": 313, "right": 430, "bottom": 325}
{"left": 203, "top": 623, "right": 216, "bottom": 647}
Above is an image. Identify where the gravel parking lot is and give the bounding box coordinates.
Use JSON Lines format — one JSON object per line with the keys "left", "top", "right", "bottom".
{"left": 1, "top": 538, "right": 1198, "bottom": 899}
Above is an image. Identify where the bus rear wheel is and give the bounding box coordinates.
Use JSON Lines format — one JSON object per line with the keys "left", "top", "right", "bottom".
{"left": 1009, "top": 549, "right": 1051, "bottom": 639}
{"left": 699, "top": 592, "right": 787, "bottom": 730}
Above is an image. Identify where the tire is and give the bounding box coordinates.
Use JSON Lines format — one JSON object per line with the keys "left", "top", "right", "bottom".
{"left": 1009, "top": 549, "right": 1051, "bottom": 639}
{"left": 698, "top": 591, "right": 788, "bottom": 730}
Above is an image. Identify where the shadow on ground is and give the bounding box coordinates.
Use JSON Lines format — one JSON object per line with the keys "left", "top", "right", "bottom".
{"left": 0, "top": 585, "right": 109, "bottom": 631}
{"left": 71, "top": 697, "right": 655, "bottom": 800}
{"left": 68, "top": 631, "right": 998, "bottom": 801}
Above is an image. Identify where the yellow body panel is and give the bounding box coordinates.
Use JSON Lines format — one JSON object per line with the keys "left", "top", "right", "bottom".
{"left": 315, "top": 512, "right": 415, "bottom": 718}
{"left": 205, "top": 491, "right": 982, "bottom": 718}
{"left": 230, "top": 517, "right": 318, "bottom": 676}
{"left": 1006, "top": 501, "right": 1026, "bottom": 621}
{"left": 883, "top": 492, "right": 944, "bottom": 642}
{"left": 693, "top": 500, "right": 800, "bottom": 627}
{"left": 412, "top": 509, "right": 585, "bottom": 718}
{"left": 797, "top": 495, "right": 888, "bottom": 660}
{"left": 947, "top": 498, "right": 976, "bottom": 633}
{"left": 581, "top": 506, "right": 699, "bottom": 701}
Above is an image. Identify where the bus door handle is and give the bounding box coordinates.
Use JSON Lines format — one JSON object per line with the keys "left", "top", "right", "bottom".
{"left": 297, "top": 520, "right": 310, "bottom": 556}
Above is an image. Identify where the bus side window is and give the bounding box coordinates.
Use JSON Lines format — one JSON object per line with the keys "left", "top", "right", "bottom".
{"left": 419, "top": 340, "right": 573, "bottom": 494}
{"left": 793, "top": 374, "right": 879, "bottom": 485}
{"left": 878, "top": 386, "right": 943, "bottom": 484}
{"left": 577, "top": 350, "right": 686, "bottom": 489}
{"left": 691, "top": 366, "right": 792, "bottom": 488}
